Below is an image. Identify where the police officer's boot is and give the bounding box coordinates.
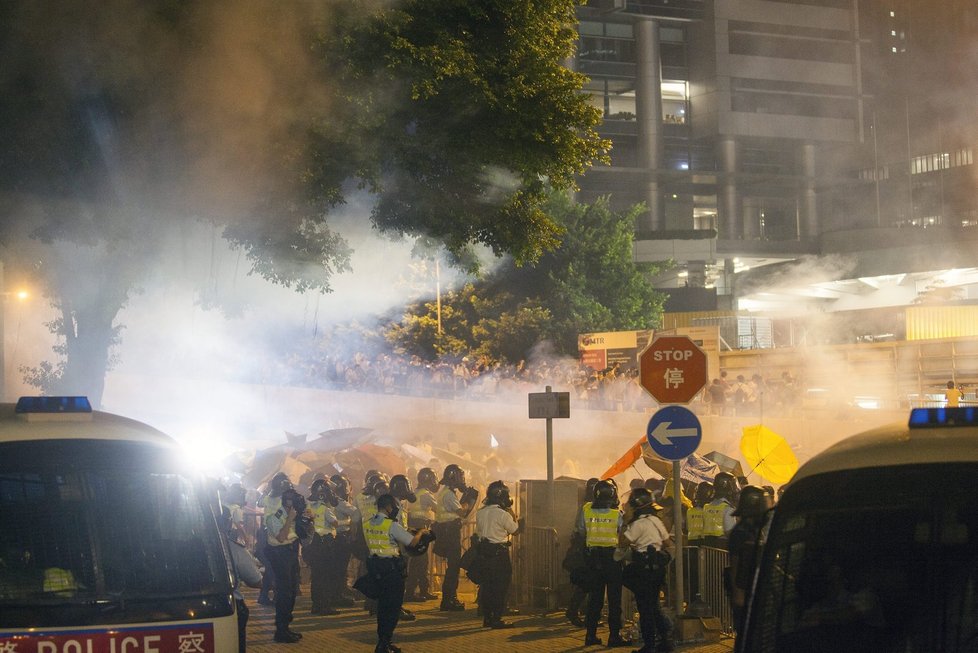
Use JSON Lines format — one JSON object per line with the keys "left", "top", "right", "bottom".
{"left": 584, "top": 630, "right": 602, "bottom": 646}
{"left": 607, "top": 630, "right": 632, "bottom": 648}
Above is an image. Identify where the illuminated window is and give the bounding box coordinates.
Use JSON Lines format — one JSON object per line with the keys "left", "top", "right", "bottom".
{"left": 662, "top": 81, "right": 688, "bottom": 124}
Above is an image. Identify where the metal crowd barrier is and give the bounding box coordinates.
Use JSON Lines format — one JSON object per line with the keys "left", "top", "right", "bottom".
{"left": 687, "top": 545, "right": 734, "bottom": 634}
{"left": 512, "top": 525, "right": 560, "bottom": 613}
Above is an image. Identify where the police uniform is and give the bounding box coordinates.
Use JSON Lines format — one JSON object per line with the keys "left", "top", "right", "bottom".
{"left": 306, "top": 499, "right": 338, "bottom": 614}
{"left": 579, "top": 503, "right": 625, "bottom": 643}
{"left": 257, "top": 493, "right": 283, "bottom": 605}
{"left": 364, "top": 512, "right": 416, "bottom": 652}
{"left": 329, "top": 496, "right": 359, "bottom": 606}
{"left": 433, "top": 485, "right": 464, "bottom": 607}
{"left": 404, "top": 488, "right": 437, "bottom": 600}
{"left": 622, "top": 514, "right": 674, "bottom": 652}
{"left": 474, "top": 504, "right": 518, "bottom": 627}
{"left": 264, "top": 504, "right": 301, "bottom": 641}
{"left": 702, "top": 497, "right": 735, "bottom": 549}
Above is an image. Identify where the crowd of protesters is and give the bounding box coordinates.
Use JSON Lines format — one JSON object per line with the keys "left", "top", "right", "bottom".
{"left": 265, "top": 347, "right": 815, "bottom": 416}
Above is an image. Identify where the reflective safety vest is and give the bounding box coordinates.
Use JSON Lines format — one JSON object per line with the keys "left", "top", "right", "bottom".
{"left": 355, "top": 493, "right": 376, "bottom": 523}
{"left": 408, "top": 488, "right": 434, "bottom": 520}
{"left": 687, "top": 505, "right": 706, "bottom": 541}
{"left": 43, "top": 567, "right": 78, "bottom": 595}
{"left": 434, "top": 486, "right": 459, "bottom": 523}
{"left": 261, "top": 494, "right": 281, "bottom": 517}
{"left": 583, "top": 505, "right": 619, "bottom": 547}
{"left": 364, "top": 517, "right": 399, "bottom": 557}
{"left": 310, "top": 501, "right": 336, "bottom": 537}
{"left": 702, "top": 500, "right": 731, "bottom": 538}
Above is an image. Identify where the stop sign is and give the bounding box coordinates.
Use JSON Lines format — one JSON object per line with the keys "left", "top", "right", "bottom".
{"left": 638, "top": 335, "right": 708, "bottom": 404}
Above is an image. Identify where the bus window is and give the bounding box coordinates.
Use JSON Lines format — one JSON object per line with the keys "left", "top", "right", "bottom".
{"left": 0, "top": 439, "right": 234, "bottom": 629}
{"left": 742, "top": 465, "right": 978, "bottom": 652}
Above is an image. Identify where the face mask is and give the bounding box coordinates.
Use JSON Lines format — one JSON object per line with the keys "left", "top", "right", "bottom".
{"left": 388, "top": 506, "right": 400, "bottom": 522}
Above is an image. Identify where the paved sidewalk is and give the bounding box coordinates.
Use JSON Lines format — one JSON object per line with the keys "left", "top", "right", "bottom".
{"left": 244, "top": 587, "right": 735, "bottom": 653}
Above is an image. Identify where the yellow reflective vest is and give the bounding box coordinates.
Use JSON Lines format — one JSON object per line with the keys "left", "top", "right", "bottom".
{"left": 703, "top": 500, "right": 731, "bottom": 538}
{"left": 583, "top": 504, "right": 620, "bottom": 548}
{"left": 687, "top": 505, "right": 706, "bottom": 540}
{"left": 355, "top": 492, "right": 376, "bottom": 519}
{"left": 310, "top": 501, "right": 336, "bottom": 537}
{"left": 434, "top": 486, "right": 459, "bottom": 523}
{"left": 364, "top": 517, "right": 399, "bottom": 557}
{"left": 408, "top": 488, "right": 434, "bottom": 521}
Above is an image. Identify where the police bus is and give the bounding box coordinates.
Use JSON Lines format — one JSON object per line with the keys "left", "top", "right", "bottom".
{"left": 737, "top": 407, "right": 978, "bottom": 653}
{"left": 0, "top": 397, "right": 239, "bottom": 652}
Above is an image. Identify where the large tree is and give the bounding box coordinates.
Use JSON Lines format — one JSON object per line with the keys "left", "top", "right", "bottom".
{"left": 385, "top": 192, "right": 668, "bottom": 363}
{"left": 0, "top": 0, "right": 607, "bottom": 405}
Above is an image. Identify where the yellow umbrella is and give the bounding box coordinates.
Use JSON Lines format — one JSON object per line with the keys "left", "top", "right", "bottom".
{"left": 740, "top": 424, "right": 799, "bottom": 485}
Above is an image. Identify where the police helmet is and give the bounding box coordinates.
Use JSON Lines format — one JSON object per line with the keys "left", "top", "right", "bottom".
{"left": 417, "top": 467, "right": 438, "bottom": 491}
{"left": 485, "top": 480, "right": 513, "bottom": 508}
{"left": 713, "top": 472, "right": 737, "bottom": 500}
{"left": 331, "top": 474, "right": 351, "bottom": 499}
{"left": 584, "top": 477, "right": 600, "bottom": 501}
{"left": 310, "top": 478, "right": 339, "bottom": 507}
{"left": 732, "top": 485, "right": 769, "bottom": 518}
{"left": 389, "top": 474, "right": 417, "bottom": 503}
{"left": 371, "top": 479, "right": 390, "bottom": 497}
{"left": 592, "top": 479, "right": 619, "bottom": 509}
{"left": 627, "top": 487, "right": 658, "bottom": 511}
{"left": 270, "top": 473, "right": 293, "bottom": 495}
{"left": 693, "top": 481, "right": 714, "bottom": 506}
{"left": 440, "top": 464, "right": 466, "bottom": 489}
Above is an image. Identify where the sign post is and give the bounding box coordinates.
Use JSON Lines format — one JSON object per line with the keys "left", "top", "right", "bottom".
{"left": 639, "top": 335, "right": 708, "bottom": 623}
{"left": 528, "top": 387, "right": 570, "bottom": 525}
{"left": 646, "top": 405, "right": 703, "bottom": 623}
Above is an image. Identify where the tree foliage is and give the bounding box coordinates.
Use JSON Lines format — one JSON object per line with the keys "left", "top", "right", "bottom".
{"left": 385, "top": 193, "right": 667, "bottom": 363}
{"left": 0, "top": 0, "right": 608, "bottom": 404}
{"left": 313, "top": 0, "right": 609, "bottom": 268}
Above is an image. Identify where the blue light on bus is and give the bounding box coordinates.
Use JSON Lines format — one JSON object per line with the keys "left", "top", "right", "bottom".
{"left": 15, "top": 396, "right": 93, "bottom": 413}
{"left": 908, "top": 407, "right": 978, "bottom": 428}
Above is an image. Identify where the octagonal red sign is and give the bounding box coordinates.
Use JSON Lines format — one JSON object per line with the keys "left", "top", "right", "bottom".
{"left": 638, "top": 335, "right": 708, "bottom": 404}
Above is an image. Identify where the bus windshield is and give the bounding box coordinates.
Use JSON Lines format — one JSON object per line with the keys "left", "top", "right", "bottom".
{"left": 746, "top": 464, "right": 978, "bottom": 653}
{"left": 0, "top": 439, "right": 233, "bottom": 628}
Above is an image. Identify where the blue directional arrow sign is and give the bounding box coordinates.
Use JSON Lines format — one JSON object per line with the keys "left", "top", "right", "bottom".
{"left": 646, "top": 405, "right": 702, "bottom": 461}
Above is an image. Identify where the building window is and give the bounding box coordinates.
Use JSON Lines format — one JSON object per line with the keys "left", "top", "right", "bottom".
{"left": 662, "top": 81, "right": 688, "bottom": 124}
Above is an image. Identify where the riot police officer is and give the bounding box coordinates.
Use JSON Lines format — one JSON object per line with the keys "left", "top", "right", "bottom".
{"left": 264, "top": 481, "right": 305, "bottom": 643}
{"left": 579, "top": 479, "right": 630, "bottom": 647}
{"left": 364, "top": 494, "right": 430, "bottom": 653}
{"left": 257, "top": 473, "right": 290, "bottom": 606}
{"left": 404, "top": 467, "right": 438, "bottom": 601}
{"left": 328, "top": 474, "right": 360, "bottom": 607}
{"left": 621, "top": 488, "right": 675, "bottom": 653}
{"left": 474, "top": 480, "right": 522, "bottom": 628}
{"left": 305, "top": 478, "right": 339, "bottom": 615}
{"left": 566, "top": 477, "right": 599, "bottom": 627}
{"left": 727, "top": 485, "right": 772, "bottom": 634}
{"left": 388, "top": 474, "right": 420, "bottom": 622}
{"left": 432, "top": 464, "right": 479, "bottom": 611}
{"left": 703, "top": 472, "right": 738, "bottom": 549}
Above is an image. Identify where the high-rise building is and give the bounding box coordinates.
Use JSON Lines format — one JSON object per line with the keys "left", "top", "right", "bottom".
{"left": 576, "top": 0, "right": 978, "bottom": 322}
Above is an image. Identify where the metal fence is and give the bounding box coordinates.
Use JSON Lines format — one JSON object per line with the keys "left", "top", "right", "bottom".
{"left": 682, "top": 545, "right": 733, "bottom": 634}
{"left": 512, "top": 525, "right": 560, "bottom": 613}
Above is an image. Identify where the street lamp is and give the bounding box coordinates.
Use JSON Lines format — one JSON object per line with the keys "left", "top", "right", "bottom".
{"left": 0, "top": 261, "right": 30, "bottom": 402}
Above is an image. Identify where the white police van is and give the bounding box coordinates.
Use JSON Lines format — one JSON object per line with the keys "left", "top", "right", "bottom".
{"left": 0, "top": 397, "right": 239, "bottom": 652}
{"left": 737, "top": 407, "right": 978, "bottom": 653}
